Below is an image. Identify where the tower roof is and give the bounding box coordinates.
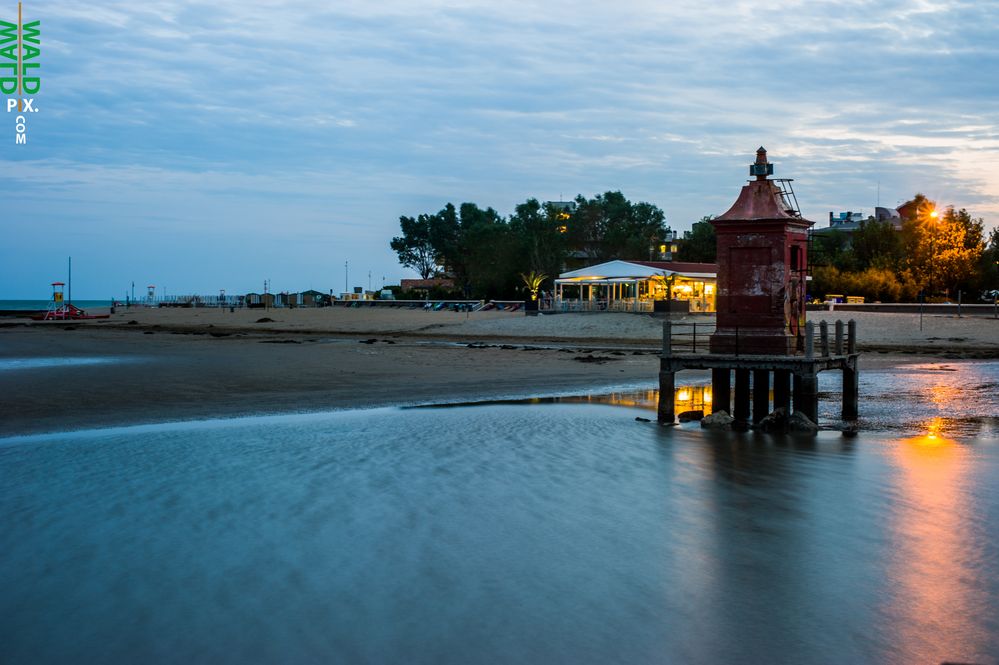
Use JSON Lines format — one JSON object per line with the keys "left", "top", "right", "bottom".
{"left": 714, "top": 148, "right": 813, "bottom": 224}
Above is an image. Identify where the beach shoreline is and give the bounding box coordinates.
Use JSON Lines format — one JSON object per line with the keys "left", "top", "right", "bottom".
{"left": 2, "top": 308, "right": 996, "bottom": 437}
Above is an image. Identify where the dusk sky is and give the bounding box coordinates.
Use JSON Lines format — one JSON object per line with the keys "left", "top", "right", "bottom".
{"left": 3, "top": 0, "right": 998, "bottom": 298}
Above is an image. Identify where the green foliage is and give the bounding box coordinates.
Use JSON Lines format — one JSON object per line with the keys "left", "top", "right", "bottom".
{"left": 811, "top": 266, "right": 921, "bottom": 303}
{"left": 677, "top": 217, "right": 716, "bottom": 262}
{"left": 390, "top": 214, "right": 439, "bottom": 279}
{"left": 569, "top": 191, "right": 669, "bottom": 261}
{"left": 851, "top": 218, "right": 902, "bottom": 270}
{"left": 901, "top": 204, "right": 986, "bottom": 296}
{"left": 508, "top": 199, "right": 567, "bottom": 282}
{"left": 391, "top": 191, "right": 669, "bottom": 299}
{"left": 520, "top": 271, "right": 547, "bottom": 300}
{"left": 977, "top": 227, "right": 999, "bottom": 292}
{"left": 811, "top": 229, "right": 856, "bottom": 271}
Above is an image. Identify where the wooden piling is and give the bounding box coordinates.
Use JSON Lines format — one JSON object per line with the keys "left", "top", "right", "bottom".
{"left": 842, "top": 359, "right": 858, "bottom": 421}
{"left": 734, "top": 369, "right": 751, "bottom": 425}
{"left": 753, "top": 369, "right": 770, "bottom": 423}
{"left": 658, "top": 370, "right": 675, "bottom": 424}
{"left": 773, "top": 369, "right": 791, "bottom": 412}
{"left": 797, "top": 373, "right": 819, "bottom": 423}
{"left": 712, "top": 368, "right": 731, "bottom": 415}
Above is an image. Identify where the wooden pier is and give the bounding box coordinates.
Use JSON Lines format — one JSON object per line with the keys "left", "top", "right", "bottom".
{"left": 658, "top": 320, "right": 859, "bottom": 427}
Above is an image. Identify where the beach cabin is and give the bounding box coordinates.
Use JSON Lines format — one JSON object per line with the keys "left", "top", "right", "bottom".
{"left": 300, "top": 290, "right": 328, "bottom": 307}
{"left": 244, "top": 292, "right": 275, "bottom": 309}
{"left": 552, "top": 260, "right": 718, "bottom": 313}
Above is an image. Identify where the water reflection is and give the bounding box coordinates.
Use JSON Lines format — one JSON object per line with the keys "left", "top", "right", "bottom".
{"left": 547, "top": 385, "right": 713, "bottom": 417}
{"left": 880, "top": 419, "right": 994, "bottom": 663}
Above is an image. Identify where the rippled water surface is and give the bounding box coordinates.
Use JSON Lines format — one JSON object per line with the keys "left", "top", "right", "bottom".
{"left": 0, "top": 357, "right": 128, "bottom": 371}
{"left": 2, "top": 363, "right": 999, "bottom": 664}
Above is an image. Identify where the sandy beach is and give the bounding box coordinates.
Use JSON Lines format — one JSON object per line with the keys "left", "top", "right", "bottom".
{"left": 2, "top": 307, "right": 997, "bottom": 436}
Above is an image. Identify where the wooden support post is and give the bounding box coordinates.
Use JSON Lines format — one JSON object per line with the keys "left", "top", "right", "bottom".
{"left": 712, "top": 368, "right": 731, "bottom": 414}
{"left": 662, "top": 320, "right": 672, "bottom": 358}
{"left": 753, "top": 369, "right": 770, "bottom": 423}
{"left": 805, "top": 321, "right": 815, "bottom": 358}
{"left": 797, "top": 373, "right": 819, "bottom": 424}
{"left": 835, "top": 320, "right": 844, "bottom": 355}
{"left": 773, "top": 369, "right": 791, "bottom": 412}
{"left": 819, "top": 320, "right": 829, "bottom": 356}
{"left": 842, "top": 359, "right": 859, "bottom": 421}
{"left": 847, "top": 319, "right": 857, "bottom": 354}
{"left": 658, "top": 370, "right": 676, "bottom": 424}
{"left": 793, "top": 372, "right": 803, "bottom": 414}
{"left": 734, "top": 369, "right": 751, "bottom": 426}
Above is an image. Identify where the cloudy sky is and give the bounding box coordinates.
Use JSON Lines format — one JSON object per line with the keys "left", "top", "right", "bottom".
{"left": 3, "top": 0, "right": 998, "bottom": 298}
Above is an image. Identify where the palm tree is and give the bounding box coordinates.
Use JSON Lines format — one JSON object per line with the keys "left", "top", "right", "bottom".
{"left": 520, "top": 271, "right": 548, "bottom": 301}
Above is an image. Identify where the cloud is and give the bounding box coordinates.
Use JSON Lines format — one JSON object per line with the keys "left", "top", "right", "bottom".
{"left": 3, "top": 0, "right": 998, "bottom": 296}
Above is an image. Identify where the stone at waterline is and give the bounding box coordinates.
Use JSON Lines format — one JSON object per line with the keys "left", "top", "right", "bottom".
{"left": 701, "top": 411, "right": 734, "bottom": 430}
{"left": 754, "top": 407, "right": 788, "bottom": 433}
{"left": 678, "top": 410, "right": 704, "bottom": 422}
{"left": 788, "top": 411, "right": 819, "bottom": 434}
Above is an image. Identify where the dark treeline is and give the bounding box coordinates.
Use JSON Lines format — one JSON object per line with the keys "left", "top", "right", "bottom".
{"left": 811, "top": 193, "right": 998, "bottom": 302}
{"left": 391, "top": 192, "right": 671, "bottom": 299}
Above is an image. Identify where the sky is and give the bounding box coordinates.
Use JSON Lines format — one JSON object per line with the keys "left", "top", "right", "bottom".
{"left": 2, "top": 0, "right": 998, "bottom": 298}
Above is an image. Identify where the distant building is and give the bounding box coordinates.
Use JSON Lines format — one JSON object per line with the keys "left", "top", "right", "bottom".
{"left": 300, "top": 290, "right": 329, "bottom": 307}
{"left": 244, "top": 292, "right": 275, "bottom": 308}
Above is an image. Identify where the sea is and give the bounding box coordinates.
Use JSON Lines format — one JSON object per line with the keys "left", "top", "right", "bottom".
{"left": 0, "top": 299, "right": 112, "bottom": 312}
{"left": 1, "top": 360, "right": 998, "bottom": 663}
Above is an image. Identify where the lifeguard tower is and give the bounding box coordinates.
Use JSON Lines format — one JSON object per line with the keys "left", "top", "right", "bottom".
{"left": 43, "top": 282, "right": 68, "bottom": 320}
{"left": 147, "top": 285, "right": 156, "bottom": 304}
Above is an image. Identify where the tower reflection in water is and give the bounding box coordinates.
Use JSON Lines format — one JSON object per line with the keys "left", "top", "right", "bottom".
{"left": 550, "top": 385, "right": 713, "bottom": 415}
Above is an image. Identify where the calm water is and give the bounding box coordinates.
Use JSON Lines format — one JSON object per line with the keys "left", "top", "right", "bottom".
{"left": 0, "top": 299, "right": 111, "bottom": 311}
{"left": 2, "top": 365, "right": 998, "bottom": 664}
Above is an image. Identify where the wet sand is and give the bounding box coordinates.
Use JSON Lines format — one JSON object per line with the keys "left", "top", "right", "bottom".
{"left": 2, "top": 307, "right": 995, "bottom": 436}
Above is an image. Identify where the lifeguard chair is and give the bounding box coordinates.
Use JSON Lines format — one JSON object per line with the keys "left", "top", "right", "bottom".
{"left": 43, "top": 282, "right": 68, "bottom": 320}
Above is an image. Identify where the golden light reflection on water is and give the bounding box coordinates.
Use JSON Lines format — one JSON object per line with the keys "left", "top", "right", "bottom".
{"left": 886, "top": 416, "right": 988, "bottom": 662}
{"left": 556, "top": 386, "right": 713, "bottom": 415}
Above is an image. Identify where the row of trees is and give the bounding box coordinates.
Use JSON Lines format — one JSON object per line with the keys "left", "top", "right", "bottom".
{"left": 390, "top": 192, "right": 671, "bottom": 299}
{"left": 812, "top": 194, "right": 998, "bottom": 301}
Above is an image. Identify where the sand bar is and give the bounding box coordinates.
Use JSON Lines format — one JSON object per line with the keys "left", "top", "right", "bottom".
{"left": 2, "top": 308, "right": 996, "bottom": 436}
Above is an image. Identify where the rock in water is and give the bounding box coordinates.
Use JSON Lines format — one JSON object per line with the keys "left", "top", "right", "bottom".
{"left": 754, "top": 407, "right": 789, "bottom": 433}
{"left": 678, "top": 410, "right": 704, "bottom": 422}
{"left": 788, "top": 411, "right": 819, "bottom": 434}
{"left": 701, "top": 410, "right": 734, "bottom": 430}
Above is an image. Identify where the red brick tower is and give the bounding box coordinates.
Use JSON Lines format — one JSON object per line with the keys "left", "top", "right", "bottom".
{"left": 709, "top": 148, "right": 813, "bottom": 355}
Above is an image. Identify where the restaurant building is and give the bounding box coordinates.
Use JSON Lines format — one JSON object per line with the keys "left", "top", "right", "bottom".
{"left": 551, "top": 260, "right": 718, "bottom": 313}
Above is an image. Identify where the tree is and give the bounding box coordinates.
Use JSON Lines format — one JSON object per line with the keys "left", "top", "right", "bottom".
{"left": 390, "top": 214, "right": 439, "bottom": 279}
{"left": 520, "top": 271, "right": 547, "bottom": 301}
{"left": 677, "top": 217, "right": 716, "bottom": 262}
{"left": 901, "top": 201, "right": 985, "bottom": 296}
{"left": 508, "top": 199, "right": 567, "bottom": 282}
{"left": 977, "top": 227, "right": 999, "bottom": 293}
{"left": 851, "top": 217, "right": 902, "bottom": 270}
{"left": 811, "top": 229, "right": 856, "bottom": 271}
{"left": 568, "top": 191, "right": 669, "bottom": 261}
